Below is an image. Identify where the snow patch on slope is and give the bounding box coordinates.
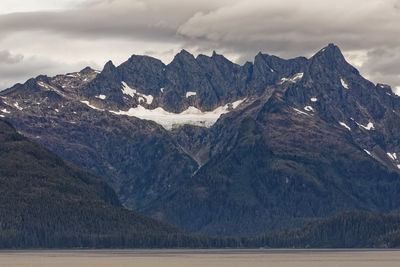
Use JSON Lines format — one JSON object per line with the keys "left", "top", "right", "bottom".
{"left": 186, "top": 91, "right": 197, "bottom": 98}
{"left": 80, "top": 101, "right": 104, "bottom": 111}
{"left": 387, "top": 152, "right": 397, "bottom": 161}
{"left": 121, "top": 81, "right": 153, "bottom": 104}
{"left": 304, "top": 106, "right": 314, "bottom": 112}
{"left": 359, "top": 122, "right": 375, "bottom": 131}
{"left": 14, "top": 102, "right": 23, "bottom": 111}
{"left": 111, "top": 98, "right": 246, "bottom": 130}
{"left": 339, "top": 122, "right": 351, "bottom": 131}
{"left": 121, "top": 81, "right": 136, "bottom": 97}
{"left": 37, "top": 81, "right": 67, "bottom": 97}
{"left": 364, "top": 149, "right": 372, "bottom": 156}
{"left": 341, "top": 78, "right": 349, "bottom": 89}
{"left": 95, "top": 94, "right": 106, "bottom": 100}
{"left": 66, "top": 73, "right": 80, "bottom": 78}
{"left": 293, "top": 107, "right": 311, "bottom": 116}
{"left": 280, "top": 73, "right": 304, "bottom": 84}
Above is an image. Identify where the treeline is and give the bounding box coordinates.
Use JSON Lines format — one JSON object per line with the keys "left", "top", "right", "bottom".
{"left": 0, "top": 194, "right": 243, "bottom": 249}
{"left": 3, "top": 206, "right": 400, "bottom": 248}
{"left": 246, "top": 211, "right": 400, "bottom": 248}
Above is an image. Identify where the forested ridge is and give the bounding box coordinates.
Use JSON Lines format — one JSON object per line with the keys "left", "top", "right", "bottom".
{"left": 249, "top": 211, "right": 400, "bottom": 248}
{"left": 1, "top": 118, "right": 400, "bottom": 248}
{"left": 0, "top": 119, "right": 240, "bottom": 248}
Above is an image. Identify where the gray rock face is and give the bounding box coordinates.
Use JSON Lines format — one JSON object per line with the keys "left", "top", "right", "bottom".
{"left": 76, "top": 48, "right": 306, "bottom": 113}
{"left": 2, "top": 44, "right": 400, "bottom": 236}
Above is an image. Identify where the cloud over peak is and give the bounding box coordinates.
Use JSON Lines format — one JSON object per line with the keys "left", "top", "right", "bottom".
{"left": 0, "top": 0, "right": 399, "bottom": 90}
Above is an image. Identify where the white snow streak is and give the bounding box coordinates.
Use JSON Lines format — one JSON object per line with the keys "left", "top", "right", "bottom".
{"left": 80, "top": 101, "right": 104, "bottom": 111}
{"left": 363, "top": 149, "right": 372, "bottom": 156}
{"left": 339, "top": 122, "right": 351, "bottom": 131}
{"left": 387, "top": 152, "right": 397, "bottom": 161}
{"left": 37, "top": 81, "right": 67, "bottom": 97}
{"left": 341, "top": 78, "right": 349, "bottom": 89}
{"left": 293, "top": 108, "right": 311, "bottom": 116}
{"left": 280, "top": 73, "right": 304, "bottom": 84}
{"left": 14, "top": 102, "right": 23, "bottom": 111}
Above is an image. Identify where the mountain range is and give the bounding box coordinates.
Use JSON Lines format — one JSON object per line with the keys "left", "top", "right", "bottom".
{"left": 1, "top": 43, "right": 400, "bottom": 236}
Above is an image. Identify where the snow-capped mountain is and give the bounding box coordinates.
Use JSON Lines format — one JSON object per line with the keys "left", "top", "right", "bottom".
{"left": 1, "top": 44, "right": 400, "bottom": 235}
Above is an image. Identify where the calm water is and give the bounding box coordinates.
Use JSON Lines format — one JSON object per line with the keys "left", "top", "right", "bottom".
{"left": 0, "top": 249, "right": 400, "bottom": 267}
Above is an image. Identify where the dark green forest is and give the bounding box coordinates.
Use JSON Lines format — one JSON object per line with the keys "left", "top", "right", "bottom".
{"left": 0, "top": 119, "right": 240, "bottom": 248}
{"left": 249, "top": 211, "right": 400, "bottom": 248}
{"left": 1, "top": 118, "right": 400, "bottom": 248}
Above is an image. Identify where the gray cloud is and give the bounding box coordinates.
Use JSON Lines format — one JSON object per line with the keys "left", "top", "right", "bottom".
{"left": 176, "top": 0, "right": 400, "bottom": 89}
{"left": 178, "top": 0, "right": 400, "bottom": 54}
{"left": 0, "top": 0, "right": 399, "bottom": 90}
{"left": 0, "top": 53, "right": 100, "bottom": 89}
{"left": 0, "top": 50, "right": 23, "bottom": 64}
{"left": 0, "top": 0, "right": 230, "bottom": 42}
{"left": 358, "top": 47, "right": 400, "bottom": 94}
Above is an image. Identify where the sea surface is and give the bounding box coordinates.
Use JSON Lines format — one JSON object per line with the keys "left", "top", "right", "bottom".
{"left": 0, "top": 249, "right": 400, "bottom": 267}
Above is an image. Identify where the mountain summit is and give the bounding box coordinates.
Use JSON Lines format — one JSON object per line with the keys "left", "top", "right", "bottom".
{"left": 1, "top": 44, "right": 400, "bottom": 235}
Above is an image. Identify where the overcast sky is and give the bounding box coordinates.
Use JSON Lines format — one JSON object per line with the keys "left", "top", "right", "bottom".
{"left": 0, "top": 0, "right": 400, "bottom": 93}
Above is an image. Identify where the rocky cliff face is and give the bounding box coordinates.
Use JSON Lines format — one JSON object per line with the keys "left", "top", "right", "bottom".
{"left": 1, "top": 44, "right": 400, "bottom": 236}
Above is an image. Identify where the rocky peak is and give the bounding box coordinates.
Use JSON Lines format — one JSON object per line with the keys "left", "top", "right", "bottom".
{"left": 251, "top": 52, "right": 307, "bottom": 92}
{"left": 124, "top": 54, "right": 165, "bottom": 68}
{"left": 97, "top": 60, "right": 119, "bottom": 82}
{"left": 79, "top": 66, "right": 97, "bottom": 75}
{"left": 209, "top": 51, "right": 233, "bottom": 65}
{"left": 316, "top": 43, "right": 343, "bottom": 57}
{"left": 254, "top": 52, "right": 307, "bottom": 73}
{"left": 171, "top": 49, "right": 196, "bottom": 65}
{"left": 102, "top": 60, "right": 117, "bottom": 75}
{"left": 309, "top": 43, "right": 357, "bottom": 74}
{"left": 118, "top": 54, "right": 165, "bottom": 96}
